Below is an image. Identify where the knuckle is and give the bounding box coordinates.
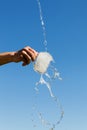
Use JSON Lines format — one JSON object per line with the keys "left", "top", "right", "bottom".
{"left": 25, "top": 46, "right": 28, "bottom": 49}
{"left": 25, "top": 46, "right": 30, "bottom": 50}
{"left": 22, "top": 50, "right": 26, "bottom": 54}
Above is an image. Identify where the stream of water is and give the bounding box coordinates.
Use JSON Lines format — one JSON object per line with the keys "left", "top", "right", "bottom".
{"left": 32, "top": 0, "right": 64, "bottom": 130}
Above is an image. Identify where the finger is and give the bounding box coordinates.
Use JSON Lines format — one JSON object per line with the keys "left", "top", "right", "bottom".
{"left": 24, "top": 46, "right": 38, "bottom": 57}
{"left": 25, "top": 46, "right": 37, "bottom": 54}
{"left": 23, "top": 48, "right": 37, "bottom": 61}
{"left": 21, "top": 51, "right": 31, "bottom": 65}
{"left": 28, "top": 47, "right": 38, "bottom": 56}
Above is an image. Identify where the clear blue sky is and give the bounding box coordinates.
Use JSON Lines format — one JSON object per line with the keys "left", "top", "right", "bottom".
{"left": 0, "top": 0, "right": 87, "bottom": 130}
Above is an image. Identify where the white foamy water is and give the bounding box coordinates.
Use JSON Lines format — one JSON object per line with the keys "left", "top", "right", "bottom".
{"left": 34, "top": 52, "right": 53, "bottom": 74}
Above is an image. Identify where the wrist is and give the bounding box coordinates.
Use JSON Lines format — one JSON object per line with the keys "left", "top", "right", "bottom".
{"left": 9, "top": 52, "right": 16, "bottom": 62}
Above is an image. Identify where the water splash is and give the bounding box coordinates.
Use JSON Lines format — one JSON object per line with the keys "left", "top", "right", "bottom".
{"left": 32, "top": 0, "right": 64, "bottom": 129}
{"left": 34, "top": 52, "right": 62, "bottom": 97}
{"left": 33, "top": 52, "right": 64, "bottom": 129}
{"left": 34, "top": 52, "right": 53, "bottom": 74}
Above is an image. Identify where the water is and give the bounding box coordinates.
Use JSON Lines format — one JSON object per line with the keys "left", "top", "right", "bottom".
{"left": 34, "top": 52, "right": 62, "bottom": 97}
{"left": 33, "top": 52, "right": 64, "bottom": 130}
{"left": 34, "top": 52, "right": 53, "bottom": 74}
{"left": 32, "top": 0, "right": 64, "bottom": 129}
{"left": 36, "top": 0, "right": 47, "bottom": 51}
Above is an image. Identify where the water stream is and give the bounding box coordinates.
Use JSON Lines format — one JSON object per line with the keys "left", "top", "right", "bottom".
{"left": 32, "top": 0, "right": 64, "bottom": 130}
{"left": 36, "top": 0, "right": 47, "bottom": 51}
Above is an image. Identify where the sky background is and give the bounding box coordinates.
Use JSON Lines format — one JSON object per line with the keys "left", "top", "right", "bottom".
{"left": 0, "top": 0, "right": 87, "bottom": 130}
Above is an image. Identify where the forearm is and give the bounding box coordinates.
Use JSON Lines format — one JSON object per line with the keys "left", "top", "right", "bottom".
{"left": 0, "top": 52, "right": 14, "bottom": 66}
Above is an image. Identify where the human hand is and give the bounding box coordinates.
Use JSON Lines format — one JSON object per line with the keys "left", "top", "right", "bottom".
{"left": 13, "top": 46, "right": 38, "bottom": 66}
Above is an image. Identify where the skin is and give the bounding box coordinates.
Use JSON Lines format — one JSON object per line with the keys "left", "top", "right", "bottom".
{"left": 0, "top": 46, "right": 38, "bottom": 66}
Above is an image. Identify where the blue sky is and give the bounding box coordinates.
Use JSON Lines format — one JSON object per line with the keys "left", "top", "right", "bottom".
{"left": 0, "top": 0, "right": 87, "bottom": 130}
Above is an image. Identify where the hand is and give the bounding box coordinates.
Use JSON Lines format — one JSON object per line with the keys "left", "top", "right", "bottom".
{"left": 13, "top": 46, "right": 38, "bottom": 66}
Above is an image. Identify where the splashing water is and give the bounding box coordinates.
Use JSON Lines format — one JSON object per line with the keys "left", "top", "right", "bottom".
{"left": 33, "top": 52, "right": 64, "bottom": 129}
{"left": 34, "top": 52, "right": 54, "bottom": 97}
{"left": 34, "top": 52, "right": 53, "bottom": 74}
{"left": 32, "top": 0, "right": 64, "bottom": 129}
{"left": 34, "top": 52, "right": 62, "bottom": 97}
